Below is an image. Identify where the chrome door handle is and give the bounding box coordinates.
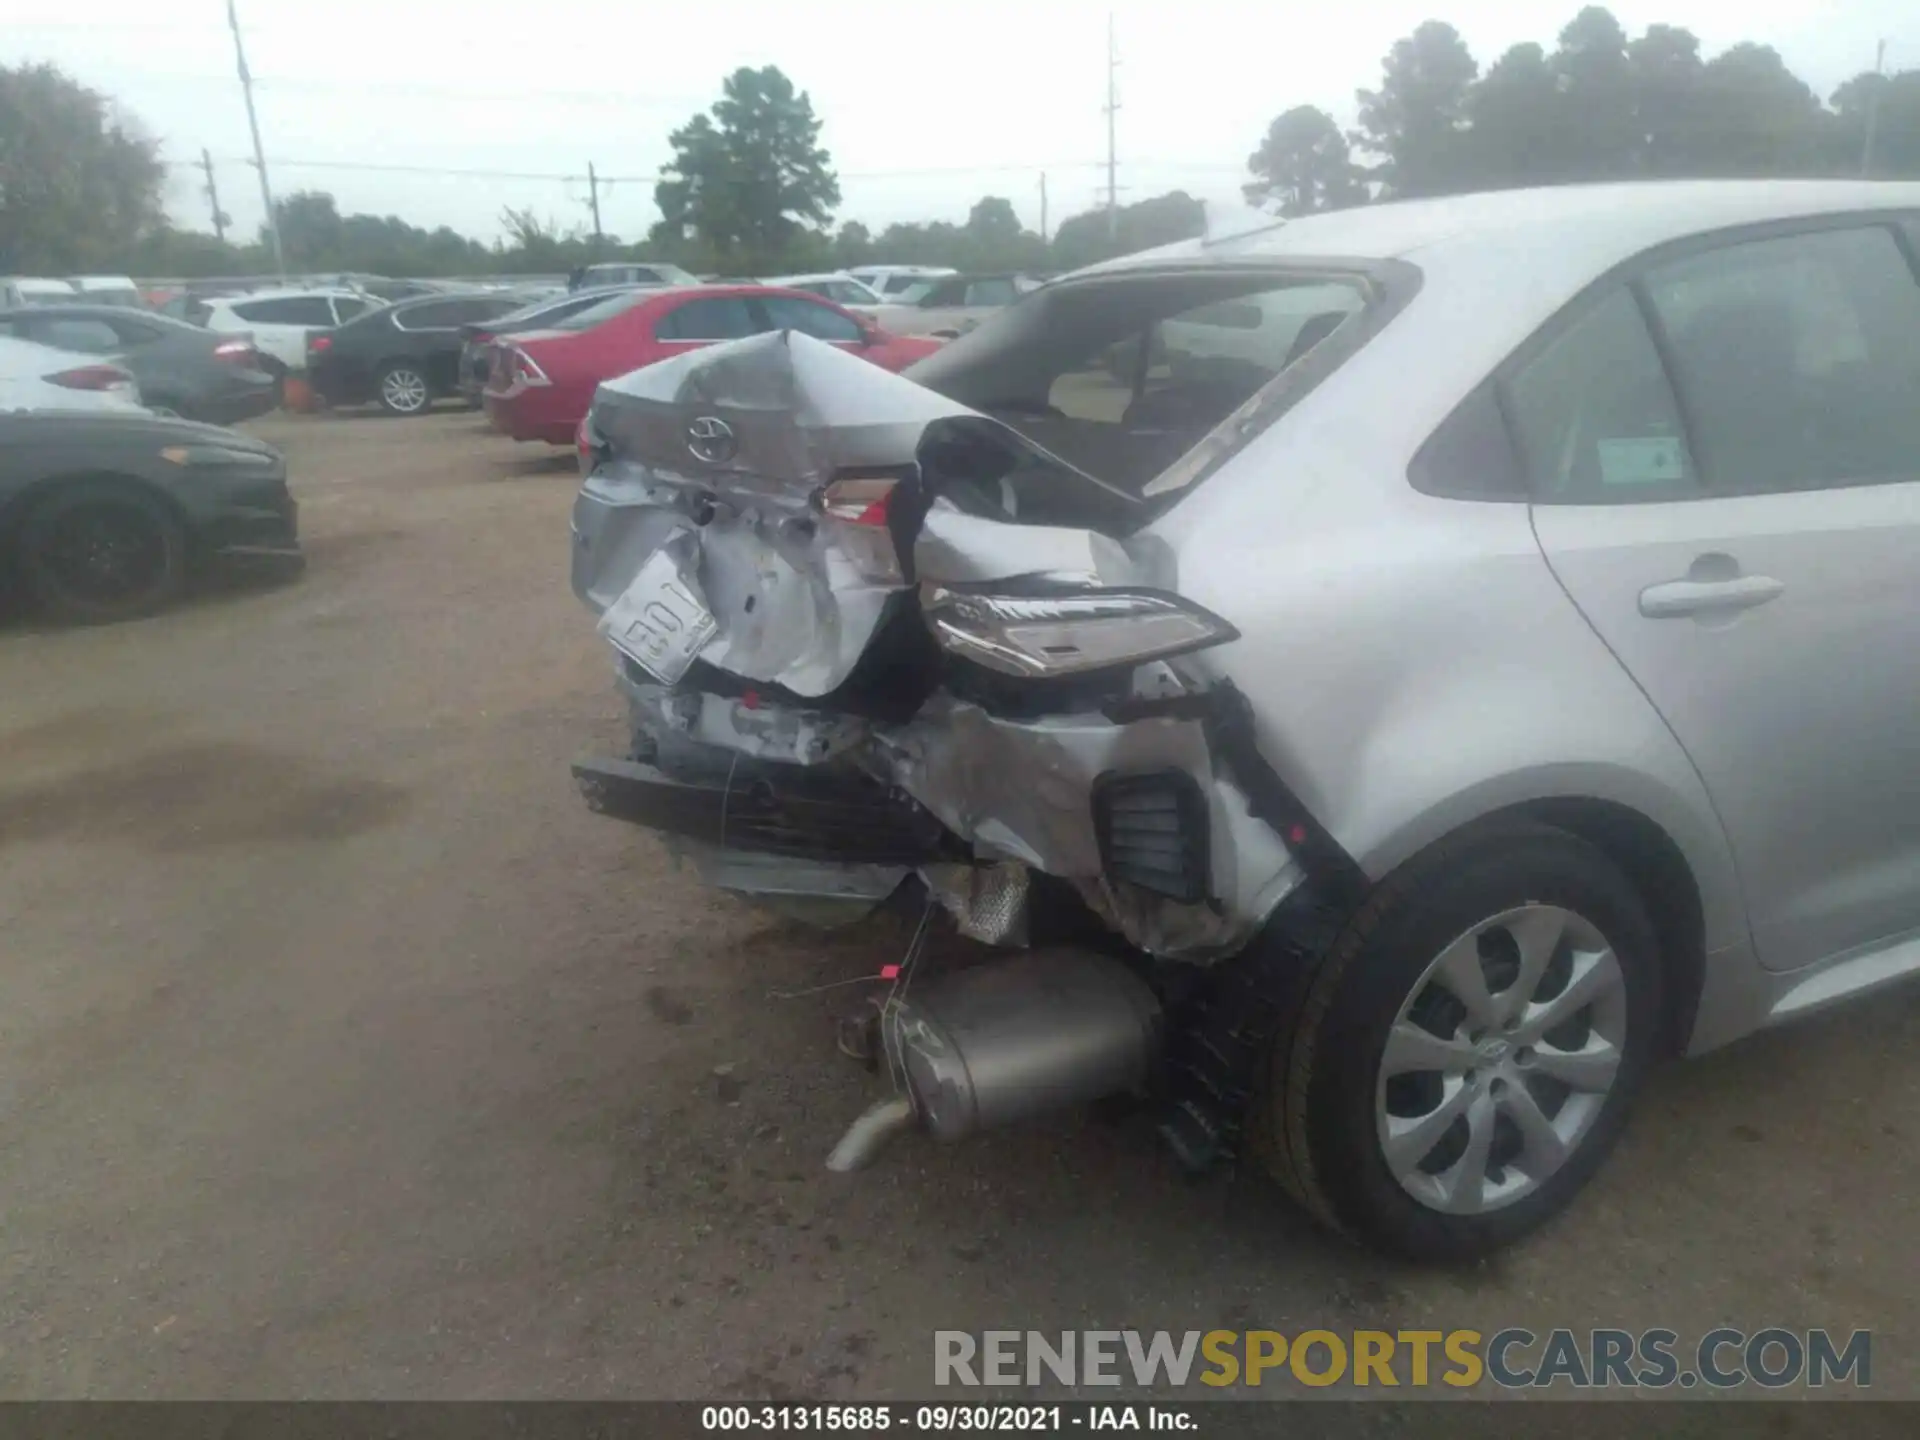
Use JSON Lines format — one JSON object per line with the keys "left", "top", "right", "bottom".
{"left": 1638, "top": 574, "right": 1785, "bottom": 619}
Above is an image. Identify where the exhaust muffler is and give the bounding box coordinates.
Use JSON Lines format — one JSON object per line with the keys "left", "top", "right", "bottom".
{"left": 826, "top": 949, "right": 1162, "bottom": 1171}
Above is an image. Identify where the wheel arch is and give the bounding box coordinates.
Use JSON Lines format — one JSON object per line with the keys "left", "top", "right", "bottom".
{"left": 0, "top": 470, "right": 193, "bottom": 552}
{"left": 1357, "top": 788, "right": 1713, "bottom": 1060}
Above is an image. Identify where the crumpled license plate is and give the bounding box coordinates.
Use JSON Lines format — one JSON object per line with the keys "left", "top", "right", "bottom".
{"left": 598, "top": 546, "right": 718, "bottom": 685}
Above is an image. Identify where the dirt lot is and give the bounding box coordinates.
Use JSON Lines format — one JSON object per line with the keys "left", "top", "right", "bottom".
{"left": 0, "top": 408, "right": 1915, "bottom": 1403}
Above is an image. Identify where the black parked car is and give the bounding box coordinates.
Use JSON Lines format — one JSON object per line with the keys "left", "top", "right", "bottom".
{"left": 455, "top": 286, "right": 640, "bottom": 406}
{"left": 305, "top": 292, "right": 526, "bottom": 416}
{"left": 0, "top": 305, "right": 280, "bottom": 424}
{"left": 0, "top": 410, "right": 299, "bottom": 623}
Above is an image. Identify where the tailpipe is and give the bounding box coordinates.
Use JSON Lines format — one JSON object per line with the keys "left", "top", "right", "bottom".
{"left": 825, "top": 950, "right": 1162, "bottom": 1171}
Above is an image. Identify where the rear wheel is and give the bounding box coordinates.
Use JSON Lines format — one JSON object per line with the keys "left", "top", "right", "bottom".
{"left": 1248, "top": 821, "right": 1661, "bottom": 1261}
{"left": 376, "top": 362, "right": 431, "bottom": 416}
{"left": 18, "top": 480, "right": 188, "bottom": 623}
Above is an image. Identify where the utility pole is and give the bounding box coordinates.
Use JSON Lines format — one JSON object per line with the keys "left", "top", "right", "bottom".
{"left": 1038, "top": 172, "right": 1049, "bottom": 244}
{"left": 1104, "top": 13, "right": 1120, "bottom": 243}
{"left": 201, "top": 148, "right": 227, "bottom": 245}
{"left": 1861, "top": 39, "right": 1889, "bottom": 178}
{"left": 226, "top": 0, "right": 284, "bottom": 277}
{"left": 587, "top": 162, "right": 605, "bottom": 256}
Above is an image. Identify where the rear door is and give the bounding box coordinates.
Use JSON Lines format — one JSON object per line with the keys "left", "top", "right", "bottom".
{"left": 394, "top": 297, "right": 516, "bottom": 390}
{"left": 1524, "top": 219, "right": 1920, "bottom": 972}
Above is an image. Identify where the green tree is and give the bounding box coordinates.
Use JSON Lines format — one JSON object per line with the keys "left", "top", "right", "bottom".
{"left": 1548, "top": 7, "right": 1638, "bottom": 179}
{"left": 1832, "top": 69, "right": 1920, "bottom": 177}
{"left": 1354, "top": 21, "right": 1480, "bottom": 197}
{"left": 1693, "top": 43, "right": 1830, "bottom": 175}
{"left": 1466, "top": 43, "right": 1562, "bottom": 188}
{"left": 653, "top": 66, "right": 840, "bottom": 273}
{"left": 1049, "top": 191, "right": 1205, "bottom": 272}
{"left": 1244, "top": 104, "right": 1368, "bottom": 215}
{"left": 0, "top": 62, "right": 165, "bottom": 272}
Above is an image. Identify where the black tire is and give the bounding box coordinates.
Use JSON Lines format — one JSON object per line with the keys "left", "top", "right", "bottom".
{"left": 18, "top": 479, "right": 188, "bottom": 623}
{"left": 1247, "top": 820, "right": 1662, "bottom": 1261}
{"left": 376, "top": 362, "right": 431, "bottom": 417}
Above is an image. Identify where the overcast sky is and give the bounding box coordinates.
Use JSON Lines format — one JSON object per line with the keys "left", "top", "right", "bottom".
{"left": 7, "top": 1, "right": 1912, "bottom": 248}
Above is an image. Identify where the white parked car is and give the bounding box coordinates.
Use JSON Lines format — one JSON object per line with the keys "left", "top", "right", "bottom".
{"left": 66, "top": 276, "right": 145, "bottom": 308}
{"left": 761, "top": 272, "right": 888, "bottom": 313}
{"left": 1, "top": 277, "right": 79, "bottom": 309}
{"left": 197, "top": 288, "right": 385, "bottom": 374}
{"left": 0, "top": 334, "right": 143, "bottom": 413}
{"left": 847, "top": 264, "right": 957, "bottom": 300}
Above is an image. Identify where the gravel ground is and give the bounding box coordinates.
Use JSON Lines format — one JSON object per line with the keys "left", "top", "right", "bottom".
{"left": 0, "top": 408, "right": 1913, "bottom": 1408}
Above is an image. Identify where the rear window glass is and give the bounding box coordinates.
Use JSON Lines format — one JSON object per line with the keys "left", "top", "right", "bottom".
{"left": 908, "top": 271, "right": 1376, "bottom": 507}
{"left": 551, "top": 290, "right": 654, "bottom": 332}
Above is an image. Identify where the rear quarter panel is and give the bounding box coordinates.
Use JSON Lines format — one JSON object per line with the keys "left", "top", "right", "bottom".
{"left": 1150, "top": 270, "right": 1750, "bottom": 957}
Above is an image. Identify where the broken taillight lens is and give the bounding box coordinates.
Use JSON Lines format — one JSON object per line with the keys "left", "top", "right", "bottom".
{"left": 920, "top": 587, "right": 1237, "bottom": 679}
{"left": 820, "top": 477, "right": 902, "bottom": 582}
{"left": 510, "top": 346, "right": 550, "bottom": 386}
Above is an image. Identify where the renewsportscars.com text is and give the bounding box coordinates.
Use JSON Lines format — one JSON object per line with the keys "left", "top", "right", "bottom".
{"left": 934, "top": 1327, "right": 1871, "bottom": 1390}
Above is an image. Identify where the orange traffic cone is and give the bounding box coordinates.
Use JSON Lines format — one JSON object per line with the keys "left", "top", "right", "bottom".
{"left": 282, "top": 375, "right": 316, "bottom": 413}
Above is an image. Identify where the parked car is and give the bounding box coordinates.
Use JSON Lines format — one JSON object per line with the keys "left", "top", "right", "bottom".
{"left": 196, "top": 288, "right": 385, "bottom": 376}
{"left": 455, "top": 286, "right": 641, "bottom": 407}
{"left": 846, "top": 264, "right": 957, "bottom": 300}
{"left": 566, "top": 179, "right": 1920, "bottom": 1260}
{"left": 0, "top": 305, "right": 279, "bottom": 424}
{"left": 484, "top": 285, "right": 941, "bottom": 445}
{"left": 0, "top": 408, "right": 297, "bottom": 622}
{"left": 66, "top": 276, "right": 145, "bottom": 308}
{"left": 1, "top": 277, "right": 79, "bottom": 308}
{"left": 0, "top": 334, "right": 143, "bottom": 413}
{"left": 305, "top": 291, "right": 529, "bottom": 415}
{"left": 761, "top": 272, "right": 888, "bottom": 312}
{"left": 568, "top": 261, "right": 699, "bottom": 292}
{"left": 889, "top": 272, "right": 1042, "bottom": 338}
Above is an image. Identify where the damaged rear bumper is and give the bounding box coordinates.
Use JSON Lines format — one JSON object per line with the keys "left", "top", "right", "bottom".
{"left": 572, "top": 754, "right": 954, "bottom": 867}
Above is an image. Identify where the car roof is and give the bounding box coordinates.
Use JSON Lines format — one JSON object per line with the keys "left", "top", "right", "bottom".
{"left": 763, "top": 272, "right": 863, "bottom": 285}
{"left": 0, "top": 302, "right": 196, "bottom": 329}
{"left": 210, "top": 286, "right": 367, "bottom": 304}
{"left": 1080, "top": 180, "right": 1920, "bottom": 283}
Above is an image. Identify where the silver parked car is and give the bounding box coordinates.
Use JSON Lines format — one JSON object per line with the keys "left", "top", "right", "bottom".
{"left": 568, "top": 180, "right": 1920, "bottom": 1259}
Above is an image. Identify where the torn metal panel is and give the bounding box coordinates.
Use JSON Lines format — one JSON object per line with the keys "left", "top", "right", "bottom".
{"left": 676, "top": 839, "right": 907, "bottom": 926}
{"left": 619, "top": 671, "right": 868, "bottom": 767}
{"left": 572, "top": 332, "right": 970, "bottom": 698}
{"left": 914, "top": 501, "right": 1141, "bottom": 587}
{"left": 876, "top": 695, "right": 1300, "bottom": 959}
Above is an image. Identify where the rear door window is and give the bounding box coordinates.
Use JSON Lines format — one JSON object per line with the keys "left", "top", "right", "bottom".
{"left": 28, "top": 317, "right": 121, "bottom": 353}
{"left": 655, "top": 297, "right": 760, "bottom": 341}
{"left": 964, "top": 278, "right": 1019, "bottom": 306}
{"left": 233, "top": 296, "right": 336, "bottom": 326}
{"left": 1642, "top": 225, "right": 1920, "bottom": 493}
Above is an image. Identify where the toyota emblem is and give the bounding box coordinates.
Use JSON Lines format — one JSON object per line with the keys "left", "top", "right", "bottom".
{"left": 685, "top": 415, "right": 737, "bottom": 465}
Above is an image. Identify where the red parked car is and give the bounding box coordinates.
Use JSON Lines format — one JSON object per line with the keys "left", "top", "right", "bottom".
{"left": 483, "top": 285, "right": 942, "bottom": 444}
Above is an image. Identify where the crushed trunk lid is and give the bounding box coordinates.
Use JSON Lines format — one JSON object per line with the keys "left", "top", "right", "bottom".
{"left": 571, "top": 331, "right": 1151, "bottom": 703}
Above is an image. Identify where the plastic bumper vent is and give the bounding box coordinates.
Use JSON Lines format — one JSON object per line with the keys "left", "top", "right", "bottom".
{"left": 1093, "top": 771, "right": 1210, "bottom": 904}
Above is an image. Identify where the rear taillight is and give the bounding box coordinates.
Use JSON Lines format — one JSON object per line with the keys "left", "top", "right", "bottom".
{"left": 820, "top": 477, "right": 902, "bottom": 581}
{"left": 212, "top": 338, "right": 256, "bottom": 362}
{"left": 307, "top": 334, "right": 332, "bottom": 354}
{"left": 822, "top": 477, "right": 894, "bottom": 527}
{"left": 511, "top": 346, "right": 549, "bottom": 386}
{"left": 47, "top": 364, "right": 134, "bottom": 393}
{"left": 919, "top": 587, "right": 1239, "bottom": 680}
